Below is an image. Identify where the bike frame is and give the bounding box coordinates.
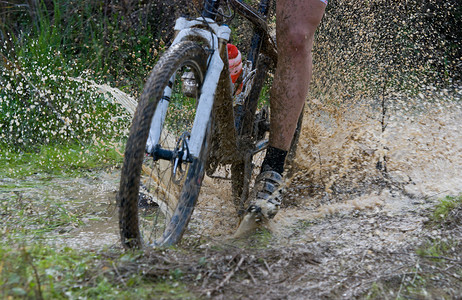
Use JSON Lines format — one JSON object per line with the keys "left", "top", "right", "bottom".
{"left": 145, "top": 17, "right": 231, "bottom": 159}
{"left": 146, "top": 0, "right": 274, "bottom": 163}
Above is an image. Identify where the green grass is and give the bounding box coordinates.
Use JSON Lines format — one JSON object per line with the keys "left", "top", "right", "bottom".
{"left": 416, "top": 239, "right": 454, "bottom": 261}
{"left": 405, "top": 239, "right": 461, "bottom": 299}
{"left": 0, "top": 51, "right": 131, "bottom": 152}
{"left": 1, "top": 0, "right": 186, "bottom": 94}
{"left": 0, "top": 142, "right": 125, "bottom": 178}
{"left": 364, "top": 194, "right": 462, "bottom": 299}
{"left": 430, "top": 194, "right": 462, "bottom": 225}
{"left": 364, "top": 237, "right": 461, "bottom": 299}
{"left": 0, "top": 243, "right": 195, "bottom": 299}
{"left": 1, "top": 1, "right": 141, "bottom": 154}
{"left": 1, "top": 188, "right": 82, "bottom": 236}
{"left": 247, "top": 227, "right": 273, "bottom": 249}
{"left": 0, "top": 161, "right": 197, "bottom": 299}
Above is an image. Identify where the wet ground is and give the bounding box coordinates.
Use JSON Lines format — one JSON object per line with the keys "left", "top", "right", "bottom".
{"left": 2, "top": 101, "right": 461, "bottom": 298}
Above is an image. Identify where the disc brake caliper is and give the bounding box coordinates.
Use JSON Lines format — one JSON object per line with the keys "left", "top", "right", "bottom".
{"left": 172, "top": 132, "right": 192, "bottom": 184}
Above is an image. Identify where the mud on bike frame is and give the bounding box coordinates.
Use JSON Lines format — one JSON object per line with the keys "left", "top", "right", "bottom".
{"left": 117, "top": 0, "right": 278, "bottom": 249}
{"left": 202, "top": 0, "right": 276, "bottom": 136}
{"left": 198, "top": 0, "right": 279, "bottom": 215}
{"left": 150, "top": 0, "right": 277, "bottom": 207}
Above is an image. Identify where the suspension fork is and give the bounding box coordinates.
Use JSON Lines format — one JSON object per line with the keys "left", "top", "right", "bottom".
{"left": 145, "top": 17, "right": 231, "bottom": 161}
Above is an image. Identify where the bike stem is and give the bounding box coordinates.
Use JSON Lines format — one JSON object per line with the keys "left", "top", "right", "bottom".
{"left": 202, "top": 0, "right": 221, "bottom": 19}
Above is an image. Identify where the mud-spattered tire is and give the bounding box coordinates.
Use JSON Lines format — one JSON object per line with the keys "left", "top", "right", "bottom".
{"left": 118, "top": 41, "right": 209, "bottom": 248}
{"left": 230, "top": 54, "right": 271, "bottom": 213}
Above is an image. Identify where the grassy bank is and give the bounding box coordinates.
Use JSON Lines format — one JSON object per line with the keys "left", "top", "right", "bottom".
{"left": 0, "top": 161, "right": 196, "bottom": 299}
{"left": 0, "top": 142, "right": 125, "bottom": 178}
{"left": 0, "top": 2, "right": 192, "bottom": 297}
{"left": 0, "top": 243, "right": 194, "bottom": 299}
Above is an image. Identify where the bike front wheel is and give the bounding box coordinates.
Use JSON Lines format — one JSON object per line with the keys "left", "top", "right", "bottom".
{"left": 118, "top": 41, "right": 209, "bottom": 248}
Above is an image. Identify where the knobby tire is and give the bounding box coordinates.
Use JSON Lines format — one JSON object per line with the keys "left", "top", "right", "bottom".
{"left": 118, "top": 41, "right": 209, "bottom": 249}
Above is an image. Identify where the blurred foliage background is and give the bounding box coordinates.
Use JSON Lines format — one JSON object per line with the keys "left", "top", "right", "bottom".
{"left": 0, "top": 0, "right": 460, "bottom": 151}
{"left": 313, "top": 0, "right": 461, "bottom": 102}
{"left": 1, "top": 0, "right": 459, "bottom": 91}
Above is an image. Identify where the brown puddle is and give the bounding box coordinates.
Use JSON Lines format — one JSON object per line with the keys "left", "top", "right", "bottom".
{"left": 192, "top": 95, "right": 462, "bottom": 248}
{"left": 50, "top": 171, "right": 121, "bottom": 249}
{"left": 1, "top": 170, "right": 122, "bottom": 249}
{"left": 4, "top": 95, "right": 460, "bottom": 251}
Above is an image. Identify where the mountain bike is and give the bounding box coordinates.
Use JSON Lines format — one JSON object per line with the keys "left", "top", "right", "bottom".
{"left": 117, "top": 0, "right": 301, "bottom": 248}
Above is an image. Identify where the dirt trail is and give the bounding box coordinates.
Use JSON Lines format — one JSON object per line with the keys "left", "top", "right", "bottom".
{"left": 144, "top": 100, "right": 460, "bottom": 298}
{"left": 6, "top": 101, "right": 461, "bottom": 298}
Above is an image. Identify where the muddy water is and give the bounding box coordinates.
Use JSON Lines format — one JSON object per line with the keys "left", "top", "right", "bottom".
{"left": 51, "top": 171, "right": 121, "bottom": 249}
{"left": 1, "top": 170, "right": 121, "bottom": 249}
{"left": 11, "top": 95, "right": 459, "bottom": 251}
{"left": 190, "top": 95, "right": 462, "bottom": 246}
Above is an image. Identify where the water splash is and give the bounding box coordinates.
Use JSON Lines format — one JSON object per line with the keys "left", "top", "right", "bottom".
{"left": 2, "top": 0, "right": 461, "bottom": 251}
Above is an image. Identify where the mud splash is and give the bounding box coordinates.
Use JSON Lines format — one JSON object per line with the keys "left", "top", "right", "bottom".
{"left": 273, "top": 95, "right": 460, "bottom": 239}
{"left": 5, "top": 94, "right": 457, "bottom": 256}
{"left": 177, "top": 94, "right": 461, "bottom": 298}
{"left": 191, "top": 90, "right": 459, "bottom": 226}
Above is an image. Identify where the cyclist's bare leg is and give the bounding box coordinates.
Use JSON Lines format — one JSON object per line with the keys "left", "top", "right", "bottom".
{"left": 269, "top": 0, "right": 326, "bottom": 152}
{"left": 246, "top": 0, "right": 326, "bottom": 221}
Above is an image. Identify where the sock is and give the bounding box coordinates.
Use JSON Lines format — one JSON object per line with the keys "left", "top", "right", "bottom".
{"left": 261, "top": 146, "right": 288, "bottom": 175}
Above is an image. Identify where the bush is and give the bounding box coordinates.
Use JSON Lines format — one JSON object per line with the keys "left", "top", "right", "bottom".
{"left": 0, "top": 41, "right": 130, "bottom": 151}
